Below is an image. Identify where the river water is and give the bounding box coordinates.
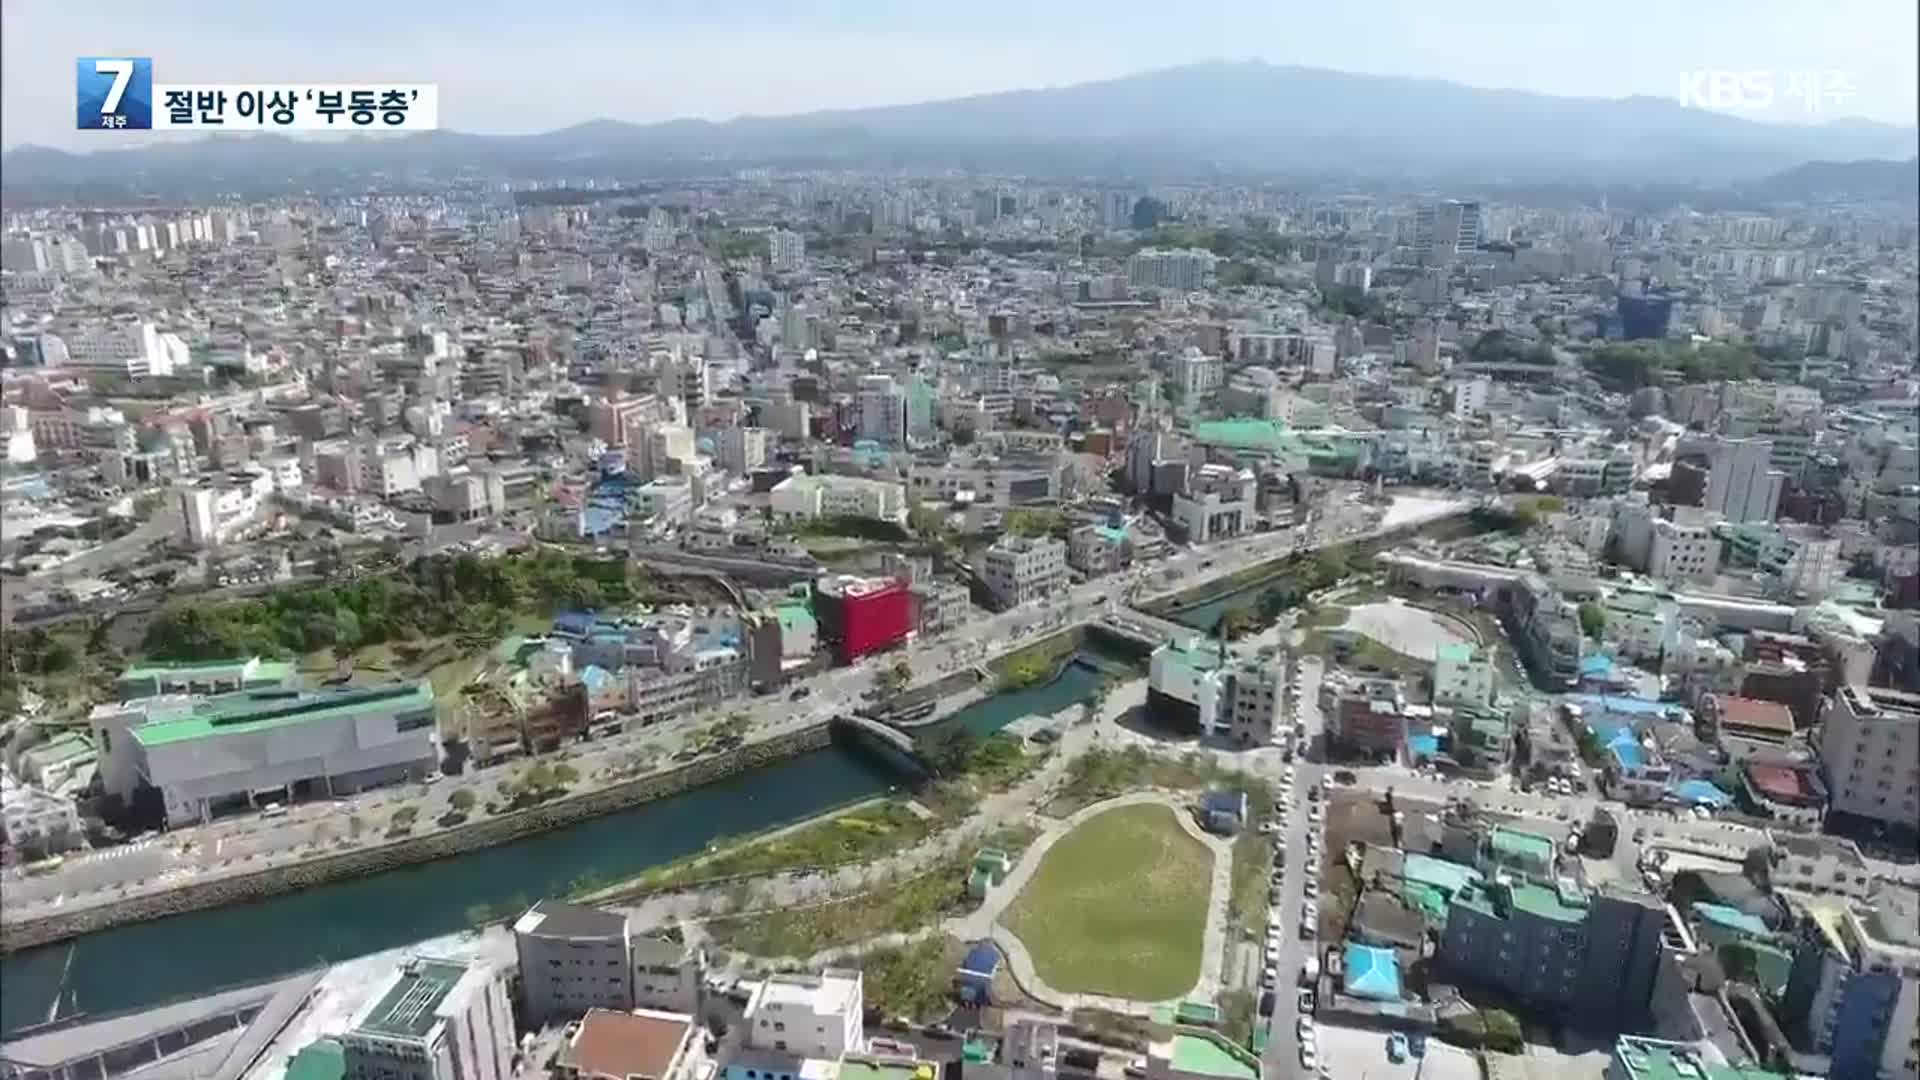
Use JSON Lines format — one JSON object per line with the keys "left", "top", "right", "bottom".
{"left": 0, "top": 650, "right": 1126, "bottom": 1035}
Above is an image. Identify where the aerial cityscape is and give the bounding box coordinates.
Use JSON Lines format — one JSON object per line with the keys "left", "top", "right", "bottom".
{"left": 0, "top": 8, "right": 1917, "bottom": 1080}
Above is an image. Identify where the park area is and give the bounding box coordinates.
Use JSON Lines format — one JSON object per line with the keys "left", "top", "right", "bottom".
{"left": 1004, "top": 802, "right": 1211, "bottom": 1001}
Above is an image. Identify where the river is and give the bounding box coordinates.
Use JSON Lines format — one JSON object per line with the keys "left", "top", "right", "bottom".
{"left": 0, "top": 648, "right": 1127, "bottom": 1035}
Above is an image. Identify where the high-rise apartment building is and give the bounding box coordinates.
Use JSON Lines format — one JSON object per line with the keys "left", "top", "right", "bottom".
{"left": 1414, "top": 200, "right": 1483, "bottom": 266}
{"left": 1126, "top": 248, "right": 1213, "bottom": 291}
{"left": 768, "top": 229, "right": 804, "bottom": 271}
{"left": 1780, "top": 895, "right": 1920, "bottom": 1080}
{"left": 1818, "top": 685, "right": 1920, "bottom": 834}
{"left": 857, "top": 375, "right": 905, "bottom": 445}
{"left": 1705, "top": 437, "right": 1784, "bottom": 523}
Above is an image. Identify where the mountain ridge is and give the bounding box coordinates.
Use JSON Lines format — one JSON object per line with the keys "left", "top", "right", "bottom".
{"left": 5, "top": 61, "right": 1915, "bottom": 201}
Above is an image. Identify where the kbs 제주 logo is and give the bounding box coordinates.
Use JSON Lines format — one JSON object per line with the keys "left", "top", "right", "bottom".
{"left": 77, "top": 57, "right": 154, "bottom": 129}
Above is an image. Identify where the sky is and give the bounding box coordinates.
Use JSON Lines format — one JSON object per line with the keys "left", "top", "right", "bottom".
{"left": 4, "top": 0, "right": 1916, "bottom": 151}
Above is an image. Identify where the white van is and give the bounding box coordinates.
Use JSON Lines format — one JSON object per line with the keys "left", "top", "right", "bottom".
{"left": 260, "top": 802, "right": 288, "bottom": 819}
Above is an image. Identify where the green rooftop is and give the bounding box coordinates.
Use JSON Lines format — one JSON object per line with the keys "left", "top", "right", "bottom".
{"left": 1436, "top": 643, "right": 1475, "bottom": 664}
{"left": 1402, "top": 854, "right": 1481, "bottom": 898}
{"left": 120, "top": 657, "right": 293, "bottom": 688}
{"left": 1613, "top": 1036, "right": 1792, "bottom": 1080}
{"left": 132, "top": 681, "right": 434, "bottom": 748}
{"left": 837, "top": 1058, "right": 930, "bottom": 1080}
{"left": 285, "top": 1040, "right": 345, "bottom": 1080}
{"left": 1160, "top": 636, "right": 1225, "bottom": 671}
{"left": 356, "top": 959, "right": 468, "bottom": 1039}
{"left": 1488, "top": 826, "right": 1556, "bottom": 870}
{"left": 1509, "top": 880, "right": 1590, "bottom": 924}
{"left": 1453, "top": 880, "right": 1588, "bottom": 925}
{"left": 1169, "top": 1031, "right": 1259, "bottom": 1080}
{"left": 1191, "top": 418, "right": 1288, "bottom": 453}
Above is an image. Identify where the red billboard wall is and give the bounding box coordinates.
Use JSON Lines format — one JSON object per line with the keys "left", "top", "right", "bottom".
{"left": 839, "top": 580, "right": 912, "bottom": 662}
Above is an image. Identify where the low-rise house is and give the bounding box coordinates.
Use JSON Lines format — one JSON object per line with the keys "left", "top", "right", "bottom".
{"left": 742, "top": 969, "right": 865, "bottom": 1059}
{"left": 1739, "top": 760, "right": 1827, "bottom": 828}
{"left": 557, "top": 1007, "right": 702, "bottom": 1080}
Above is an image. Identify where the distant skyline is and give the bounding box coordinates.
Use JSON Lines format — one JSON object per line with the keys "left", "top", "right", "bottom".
{"left": 5, "top": 0, "right": 1916, "bottom": 152}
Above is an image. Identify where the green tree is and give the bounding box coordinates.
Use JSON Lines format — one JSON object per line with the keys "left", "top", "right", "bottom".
{"left": 551, "top": 762, "right": 580, "bottom": 788}
{"left": 1578, "top": 601, "right": 1606, "bottom": 640}
{"left": 922, "top": 729, "right": 981, "bottom": 774}
{"left": 1480, "top": 1009, "right": 1523, "bottom": 1053}
{"left": 448, "top": 789, "right": 477, "bottom": 813}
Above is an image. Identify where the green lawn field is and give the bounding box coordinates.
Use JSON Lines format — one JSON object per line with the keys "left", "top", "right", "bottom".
{"left": 1004, "top": 802, "right": 1211, "bottom": 1000}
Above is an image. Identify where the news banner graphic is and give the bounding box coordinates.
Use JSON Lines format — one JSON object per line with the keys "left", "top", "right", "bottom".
{"left": 77, "top": 57, "right": 438, "bottom": 131}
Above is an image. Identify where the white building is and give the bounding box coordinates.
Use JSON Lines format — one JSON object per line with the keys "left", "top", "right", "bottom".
{"left": 1647, "top": 511, "right": 1721, "bottom": 582}
{"left": 1599, "top": 590, "right": 1678, "bottom": 662}
{"left": 1168, "top": 348, "right": 1224, "bottom": 400}
{"left": 980, "top": 534, "right": 1068, "bottom": 609}
{"left": 0, "top": 770, "right": 82, "bottom": 856}
{"left": 342, "top": 957, "right": 514, "bottom": 1080}
{"left": 58, "top": 319, "right": 184, "bottom": 380}
{"left": 1818, "top": 685, "right": 1920, "bottom": 834}
{"left": 1171, "top": 464, "right": 1257, "bottom": 545}
{"left": 769, "top": 229, "right": 805, "bottom": 272}
{"left": 1451, "top": 376, "right": 1491, "bottom": 420}
{"left": 769, "top": 474, "right": 907, "bottom": 525}
{"left": 180, "top": 483, "right": 261, "bottom": 548}
{"left": 742, "top": 969, "right": 864, "bottom": 1059}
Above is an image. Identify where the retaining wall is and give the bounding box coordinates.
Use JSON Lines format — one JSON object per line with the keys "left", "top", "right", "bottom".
{"left": 0, "top": 723, "right": 832, "bottom": 954}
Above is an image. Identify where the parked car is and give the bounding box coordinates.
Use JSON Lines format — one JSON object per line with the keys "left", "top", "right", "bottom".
{"left": 1387, "top": 1033, "right": 1409, "bottom": 1063}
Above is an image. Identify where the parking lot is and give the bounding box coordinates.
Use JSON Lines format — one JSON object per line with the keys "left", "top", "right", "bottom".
{"left": 1309, "top": 1022, "right": 1481, "bottom": 1080}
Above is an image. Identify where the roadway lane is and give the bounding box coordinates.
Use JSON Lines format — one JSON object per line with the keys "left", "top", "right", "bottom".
{"left": 0, "top": 492, "right": 1468, "bottom": 923}
{"left": 1263, "top": 655, "right": 1328, "bottom": 1079}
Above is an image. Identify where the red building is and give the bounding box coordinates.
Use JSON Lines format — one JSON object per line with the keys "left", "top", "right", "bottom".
{"left": 813, "top": 574, "right": 912, "bottom": 664}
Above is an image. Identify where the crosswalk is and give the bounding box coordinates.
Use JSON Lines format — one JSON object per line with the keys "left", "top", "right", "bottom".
{"left": 72, "top": 838, "right": 162, "bottom": 864}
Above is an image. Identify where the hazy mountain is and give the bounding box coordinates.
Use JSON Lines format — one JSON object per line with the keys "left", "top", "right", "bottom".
{"left": 5, "top": 61, "right": 1915, "bottom": 202}
{"left": 1743, "top": 157, "right": 1920, "bottom": 205}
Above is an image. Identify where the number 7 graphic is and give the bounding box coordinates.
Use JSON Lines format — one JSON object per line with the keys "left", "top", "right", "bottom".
{"left": 95, "top": 59, "right": 134, "bottom": 114}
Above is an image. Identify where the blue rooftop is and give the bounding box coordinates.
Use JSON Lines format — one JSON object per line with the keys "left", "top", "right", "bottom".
{"left": 1691, "top": 902, "right": 1770, "bottom": 938}
{"left": 1343, "top": 943, "right": 1402, "bottom": 1001}
{"left": 959, "top": 942, "right": 999, "bottom": 975}
{"left": 1579, "top": 654, "right": 1614, "bottom": 678}
{"left": 1608, "top": 731, "right": 1644, "bottom": 770}
{"left": 1671, "top": 779, "right": 1732, "bottom": 807}
{"left": 1203, "top": 791, "right": 1246, "bottom": 818}
{"left": 1573, "top": 693, "right": 1669, "bottom": 718}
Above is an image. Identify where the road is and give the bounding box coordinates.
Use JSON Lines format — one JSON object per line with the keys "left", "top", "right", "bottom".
{"left": 0, "top": 490, "right": 1469, "bottom": 924}
{"left": 17, "top": 498, "right": 181, "bottom": 589}
{"left": 1261, "top": 655, "right": 1328, "bottom": 1080}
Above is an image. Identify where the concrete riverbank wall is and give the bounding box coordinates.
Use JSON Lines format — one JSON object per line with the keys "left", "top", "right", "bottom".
{"left": 0, "top": 723, "right": 833, "bottom": 955}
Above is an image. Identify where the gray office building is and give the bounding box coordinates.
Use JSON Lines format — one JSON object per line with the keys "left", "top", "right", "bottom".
{"left": 1438, "top": 877, "right": 1667, "bottom": 1032}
